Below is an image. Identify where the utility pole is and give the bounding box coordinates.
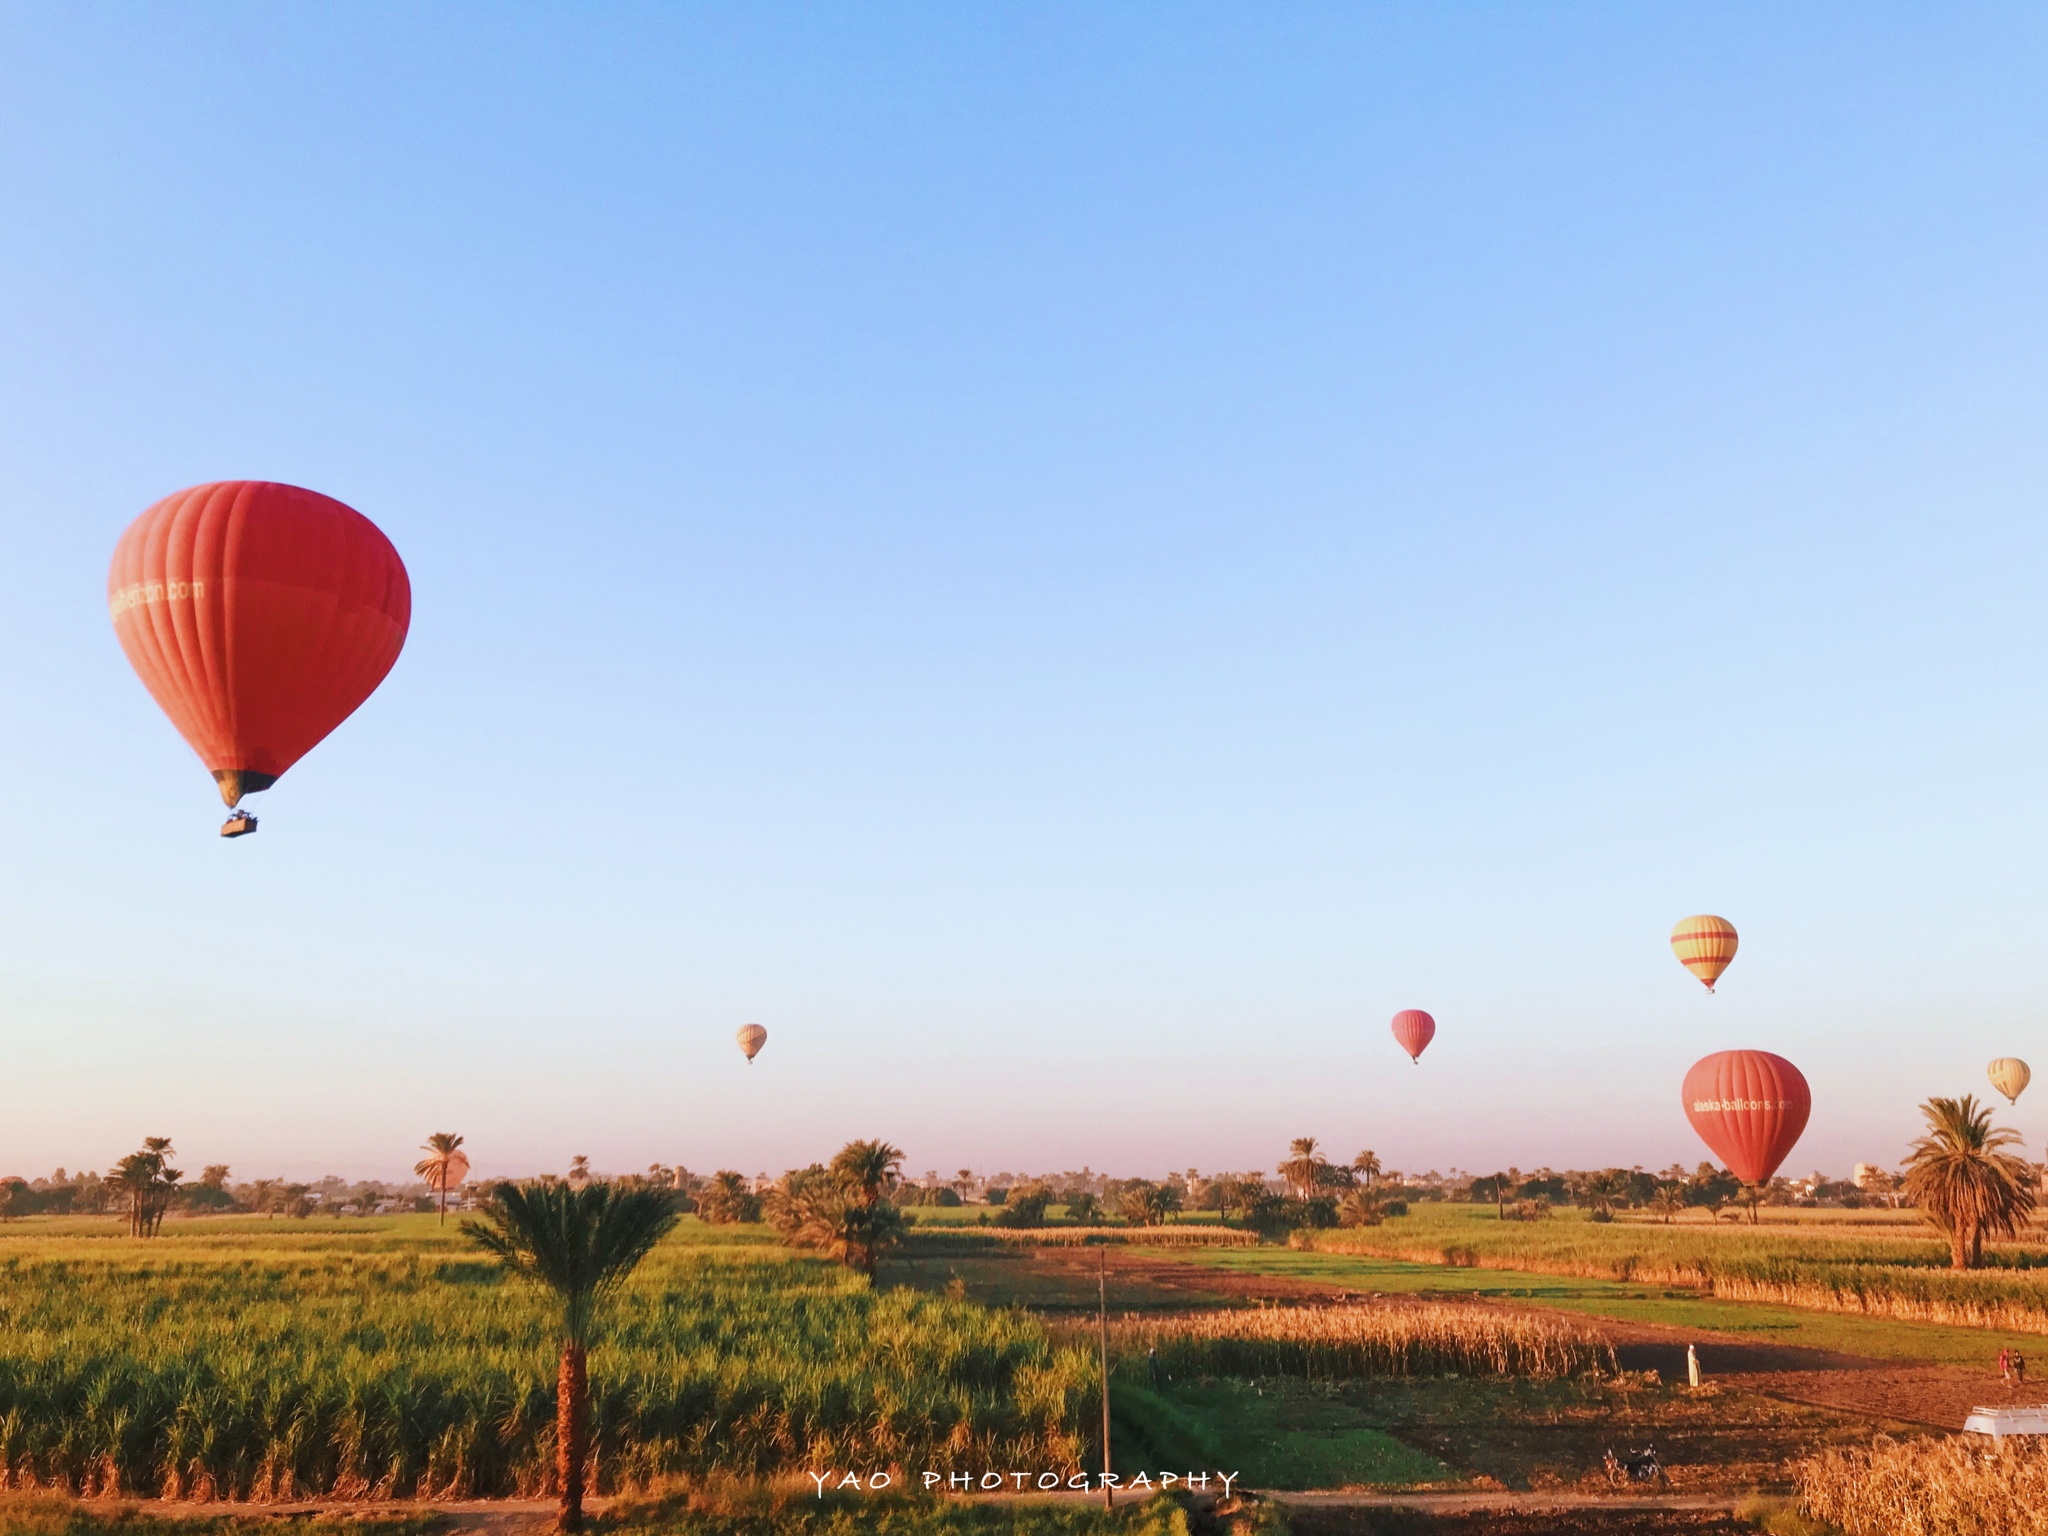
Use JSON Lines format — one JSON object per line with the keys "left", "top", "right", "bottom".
{"left": 1098, "top": 1247, "right": 1112, "bottom": 1509}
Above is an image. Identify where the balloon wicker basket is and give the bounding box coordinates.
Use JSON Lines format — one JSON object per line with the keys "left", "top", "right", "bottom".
{"left": 220, "top": 811, "right": 258, "bottom": 839}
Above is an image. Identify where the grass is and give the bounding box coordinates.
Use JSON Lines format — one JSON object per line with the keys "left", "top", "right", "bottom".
{"left": 1296, "top": 1204, "right": 2048, "bottom": 1334}
{"left": 0, "top": 1495, "right": 440, "bottom": 1534}
{"left": 1118, "top": 1380, "right": 1450, "bottom": 1491}
{"left": 0, "top": 1490, "right": 1241, "bottom": 1536}
{"left": 0, "top": 1216, "right": 1090, "bottom": 1499}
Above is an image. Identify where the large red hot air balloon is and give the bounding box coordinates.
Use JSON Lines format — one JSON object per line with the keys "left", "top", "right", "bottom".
{"left": 109, "top": 482, "right": 411, "bottom": 836}
{"left": 1682, "top": 1050, "right": 1810, "bottom": 1185}
{"left": 1391, "top": 1009, "right": 1435, "bottom": 1065}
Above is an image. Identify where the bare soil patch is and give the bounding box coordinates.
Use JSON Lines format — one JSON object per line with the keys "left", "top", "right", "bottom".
{"left": 1595, "top": 1315, "right": 2005, "bottom": 1428}
{"left": 1282, "top": 1510, "right": 1752, "bottom": 1536}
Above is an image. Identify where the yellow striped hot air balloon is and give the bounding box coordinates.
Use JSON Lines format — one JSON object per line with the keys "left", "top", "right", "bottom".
{"left": 736, "top": 1024, "right": 768, "bottom": 1063}
{"left": 1671, "top": 915, "right": 1738, "bottom": 993}
{"left": 1989, "top": 1058, "right": 2031, "bottom": 1105}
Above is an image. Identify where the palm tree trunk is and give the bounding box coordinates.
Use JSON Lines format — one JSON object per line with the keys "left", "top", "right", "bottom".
{"left": 440, "top": 1184, "right": 448, "bottom": 1226}
{"left": 556, "top": 1340, "right": 588, "bottom": 1531}
{"left": 1952, "top": 1226, "right": 1972, "bottom": 1271}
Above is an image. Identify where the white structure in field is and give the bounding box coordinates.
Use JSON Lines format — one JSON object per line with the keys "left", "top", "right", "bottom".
{"left": 1963, "top": 1405, "right": 2048, "bottom": 1442}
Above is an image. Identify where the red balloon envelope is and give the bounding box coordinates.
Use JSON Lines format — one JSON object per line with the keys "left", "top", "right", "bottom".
{"left": 1391, "top": 1009, "right": 1436, "bottom": 1064}
{"left": 109, "top": 482, "right": 411, "bottom": 807}
{"left": 1682, "top": 1050, "right": 1811, "bottom": 1185}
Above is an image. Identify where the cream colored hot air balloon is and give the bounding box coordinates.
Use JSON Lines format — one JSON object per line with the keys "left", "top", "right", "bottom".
{"left": 1671, "top": 915, "right": 1739, "bottom": 993}
{"left": 736, "top": 1024, "right": 768, "bottom": 1063}
{"left": 1989, "top": 1058, "right": 2031, "bottom": 1105}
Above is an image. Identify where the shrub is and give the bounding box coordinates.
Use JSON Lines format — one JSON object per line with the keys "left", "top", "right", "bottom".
{"left": 996, "top": 1187, "right": 1053, "bottom": 1229}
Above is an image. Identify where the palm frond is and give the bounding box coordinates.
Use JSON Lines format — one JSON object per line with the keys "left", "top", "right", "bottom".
{"left": 462, "top": 1179, "right": 679, "bottom": 1340}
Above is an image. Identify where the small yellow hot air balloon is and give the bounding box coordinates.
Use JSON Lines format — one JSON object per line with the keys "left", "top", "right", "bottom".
{"left": 1670, "top": 915, "right": 1738, "bottom": 993}
{"left": 736, "top": 1023, "right": 768, "bottom": 1063}
{"left": 1989, "top": 1058, "right": 2031, "bottom": 1105}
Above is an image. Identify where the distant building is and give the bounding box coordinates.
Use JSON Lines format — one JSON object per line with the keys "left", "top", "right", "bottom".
{"left": 1852, "top": 1163, "right": 1888, "bottom": 1189}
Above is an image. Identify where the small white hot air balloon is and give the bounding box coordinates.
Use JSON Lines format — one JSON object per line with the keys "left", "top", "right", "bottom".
{"left": 1989, "top": 1057, "right": 2031, "bottom": 1105}
{"left": 736, "top": 1024, "right": 768, "bottom": 1064}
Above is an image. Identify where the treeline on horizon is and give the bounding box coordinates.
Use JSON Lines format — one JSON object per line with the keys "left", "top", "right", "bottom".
{"left": 2, "top": 1133, "right": 1909, "bottom": 1229}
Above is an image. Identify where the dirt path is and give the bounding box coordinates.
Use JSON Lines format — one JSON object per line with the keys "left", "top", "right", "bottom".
{"left": 1274, "top": 1492, "right": 1741, "bottom": 1511}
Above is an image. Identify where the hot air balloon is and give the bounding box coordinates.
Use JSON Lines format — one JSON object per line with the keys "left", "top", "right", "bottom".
{"left": 1989, "top": 1058, "right": 2032, "bottom": 1105}
{"left": 1391, "top": 1009, "right": 1435, "bottom": 1065}
{"left": 109, "top": 482, "right": 411, "bottom": 837}
{"left": 1670, "top": 915, "right": 1739, "bottom": 992}
{"left": 1682, "top": 1050, "right": 1810, "bottom": 1187}
{"left": 737, "top": 1024, "right": 768, "bottom": 1063}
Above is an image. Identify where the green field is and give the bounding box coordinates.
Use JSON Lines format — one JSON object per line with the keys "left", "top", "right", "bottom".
{"left": 1286, "top": 1204, "right": 2048, "bottom": 1338}
{"left": 0, "top": 1201, "right": 2003, "bottom": 1513}
{"left": 0, "top": 1215, "right": 1087, "bottom": 1499}
{"left": 0, "top": 1490, "right": 1219, "bottom": 1536}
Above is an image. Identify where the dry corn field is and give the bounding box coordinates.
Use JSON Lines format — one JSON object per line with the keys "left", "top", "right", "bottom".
{"left": 1798, "top": 1434, "right": 2048, "bottom": 1536}
{"left": 917, "top": 1227, "right": 1262, "bottom": 1249}
{"left": 1086, "top": 1301, "right": 1615, "bottom": 1381}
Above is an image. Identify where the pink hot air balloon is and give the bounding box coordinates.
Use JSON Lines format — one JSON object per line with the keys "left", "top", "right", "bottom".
{"left": 1391, "top": 1009, "right": 1435, "bottom": 1065}
{"left": 1682, "top": 1050, "right": 1811, "bottom": 1186}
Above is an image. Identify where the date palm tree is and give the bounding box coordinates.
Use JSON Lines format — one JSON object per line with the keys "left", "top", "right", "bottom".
{"left": 1280, "top": 1138, "right": 1329, "bottom": 1199}
{"left": 113, "top": 1137, "right": 181, "bottom": 1237}
{"left": 415, "top": 1132, "right": 465, "bottom": 1225}
{"left": 1902, "top": 1095, "right": 2036, "bottom": 1270}
{"left": 1650, "top": 1184, "right": 1685, "bottom": 1225}
{"left": 832, "top": 1138, "right": 904, "bottom": 1205}
{"left": 1486, "top": 1170, "right": 1513, "bottom": 1219}
{"left": 1352, "top": 1150, "right": 1382, "bottom": 1189}
{"left": 464, "top": 1180, "right": 677, "bottom": 1531}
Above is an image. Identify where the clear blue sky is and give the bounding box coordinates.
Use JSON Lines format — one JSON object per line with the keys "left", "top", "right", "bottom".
{"left": 1, "top": 5, "right": 2044, "bottom": 1184}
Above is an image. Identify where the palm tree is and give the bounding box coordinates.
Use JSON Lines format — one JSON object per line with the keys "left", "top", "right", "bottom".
{"left": 112, "top": 1137, "right": 181, "bottom": 1236}
{"left": 567, "top": 1155, "right": 591, "bottom": 1188}
{"left": 1578, "top": 1169, "right": 1628, "bottom": 1221}
{"left": 415, "top": 1132, "right": 465, "bottom": 1225}
{"left": 699, "top": 1170, "right": 762, "bottom": 1224}
{"left": 1279, "top": 1138, "right": 1329, "bottom": 1199}
{"left": 464, "top": 1180, "right": 677, "bottom": 1531}
{"left": 762, "top": 1142, "right": 908, "bottom": 1275}
{"left": 1486, "top": 1171, "right": 1513, "bottom": 1219}
{"left": 1650, "top": 1184, "right": 1685, "bottom": 1225}
{"left": 832, "top": 1139, "right": 904, "bottom": 1205}
{"left": 1353, "top": 1150, "right": 1382, "bottom": 1189}
{"left": 1902, "top": 1095, "right": 2037, "bottom": 1270}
